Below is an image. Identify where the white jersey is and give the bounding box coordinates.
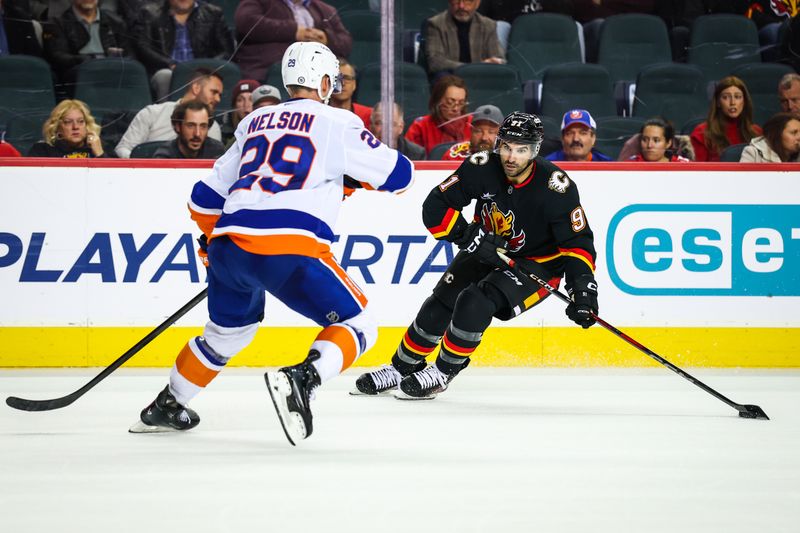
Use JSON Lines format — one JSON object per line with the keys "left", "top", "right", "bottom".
{"left": 188, "top": 98, "right": 414, "bottom": 257}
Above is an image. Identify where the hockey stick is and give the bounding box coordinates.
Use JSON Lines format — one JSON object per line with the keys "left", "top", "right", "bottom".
{"left": 497, "top": 253, "right": 769, "bottom": 420}
{"left": 5, "top": 288, "right": 209, "bottom": 412}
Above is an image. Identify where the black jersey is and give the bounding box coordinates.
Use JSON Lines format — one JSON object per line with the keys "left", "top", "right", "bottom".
{"left": 423, "top": 151, "right": 596, "bottom": 283}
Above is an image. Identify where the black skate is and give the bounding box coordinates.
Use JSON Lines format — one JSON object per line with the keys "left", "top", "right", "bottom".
{"left": 351, "top": 363, "right": 425, "bottom": 396}
{"left": 265, "top": 355, "right": 321, "bottom": 445}
{"left": 397, "top": 364, "right": 457, "bottom": 400}
{"left": 129, "top": 385, "right": 200, "bottom": 433}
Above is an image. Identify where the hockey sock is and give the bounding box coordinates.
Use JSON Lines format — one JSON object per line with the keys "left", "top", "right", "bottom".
{"left": 170, "top": 336, "right": 230, "bottom": 406}
{"left": 310, "top": 323, "right": 363, "bottom": 383}
{"left": 392, "top": 320, "right": 443, "bottom": 374}
{"left": 436, "top": 324, "right": 479, "bottom": 375}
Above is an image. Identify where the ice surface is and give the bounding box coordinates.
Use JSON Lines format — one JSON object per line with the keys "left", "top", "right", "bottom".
{"left": 1, "top": 368, "right": 798, "bottom": 533}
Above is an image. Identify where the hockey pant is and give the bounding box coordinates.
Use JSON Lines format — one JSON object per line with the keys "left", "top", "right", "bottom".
{"left": 393, "top": 251, "right": 561, "bottom": 375}
{"left": 169, "top": 236, "right": 377, "bottom": 406}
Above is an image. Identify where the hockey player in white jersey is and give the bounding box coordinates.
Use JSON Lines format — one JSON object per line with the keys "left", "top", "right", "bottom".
{"left": 130, "top": 42, "right": 414, "bottom": 444}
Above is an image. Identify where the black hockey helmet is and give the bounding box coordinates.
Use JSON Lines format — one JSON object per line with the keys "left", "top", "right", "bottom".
{"left": 494, "top": 112, "right": 544, "bottom": 159}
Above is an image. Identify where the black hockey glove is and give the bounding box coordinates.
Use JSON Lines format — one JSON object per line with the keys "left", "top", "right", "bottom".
{"left": 566, "top": 274, "right": 598, "bottom": 329}
{"left": 455, "top": 223, "right": 508, "bottom": 269}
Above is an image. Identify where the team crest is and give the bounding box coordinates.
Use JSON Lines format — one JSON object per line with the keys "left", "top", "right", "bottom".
{"left": 480, "top": 202, "right": 526, "bottom": 251}
{"left": 548, "top": 170, "right": 570, "bottom": 193}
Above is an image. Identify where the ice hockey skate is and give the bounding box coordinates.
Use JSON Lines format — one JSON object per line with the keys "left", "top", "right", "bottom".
{"left": 351, "top": 364, "right": 419, "bottom": 396}
{"left": 395, "top": 364, "right": 455, "bottom": 400}
{"left": 129, "top": 385, "right": 200, "bottom": 433}
{"left": 265, "top": 355, "right": 321, "bottom": 445}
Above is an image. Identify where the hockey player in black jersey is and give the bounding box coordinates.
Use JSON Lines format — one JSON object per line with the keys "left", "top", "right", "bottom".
{"left": 354, "top": 111, "right": 599, "bottom": 399}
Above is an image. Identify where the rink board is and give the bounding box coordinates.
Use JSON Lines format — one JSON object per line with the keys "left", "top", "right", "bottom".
{"left": 0, "top": 159, "right": 798, "bottom": 367}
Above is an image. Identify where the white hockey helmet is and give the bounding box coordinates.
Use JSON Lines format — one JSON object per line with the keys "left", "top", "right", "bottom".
{"left": 281, "top": 41, "right": 342, "bottom": 104}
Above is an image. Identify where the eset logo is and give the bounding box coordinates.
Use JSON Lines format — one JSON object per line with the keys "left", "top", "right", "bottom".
{"left": 606, "top": 205, "right": 800, "bottom": 296}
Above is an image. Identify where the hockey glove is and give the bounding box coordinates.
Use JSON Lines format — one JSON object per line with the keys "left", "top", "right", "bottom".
{"left": 456, "top": 223, "right": 508, "bottom": 269}
{"left": 566, "top": 274, "right": 598, "bottom": 329}
{"left": 343, "top": 175, "right": 362, "bottom": 200}
{"left": 197, "top": 234, "right": 209, "bottom": 268}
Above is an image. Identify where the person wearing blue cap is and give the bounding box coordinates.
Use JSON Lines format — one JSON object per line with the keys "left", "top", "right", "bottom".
{"left": 544, "top": 109, "right": 612, "bottom": 162}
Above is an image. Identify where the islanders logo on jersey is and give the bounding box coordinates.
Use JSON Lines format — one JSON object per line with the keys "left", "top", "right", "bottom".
{"left": 480, "top": 202, "right": 526, "bottom": 252}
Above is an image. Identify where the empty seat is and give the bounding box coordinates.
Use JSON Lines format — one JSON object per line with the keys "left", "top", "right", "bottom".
{"left": 731, "top": 62, "right": 794, "bottom": 125}
{"left": 339, "top": 10, "right": 383, "bottom": 68}
{"left": 168, "top": 59, "right": 242, "bottom": 112}
{"left": 4, "top": 111, "right": 50, "bottom": 155}
{"left": 688, "top": 14, "right": 760, "bottom": 83}
{"left": 73, "top": 58, "right": 151, "bottom": 115}
{"left": 356, "top": 62, "right": 430, "bottom": 123}
{"left": 130, "top": 141, "right": 168, "bottom": 158}
{"left": 397, "top": 0, "right": 440, "bottom": 33}
{"left": 594, "top": 116, "right": 645, "bottom": 160}
{"left": 540, "top": 63, "right": 616, "bottom": 120}
{"left": 597, "top": 14, "right": 672, "bottom": 84}
{"left": 0, "top": 55, "right": 56, "bottom": 111}
{"left": 428, "top": 142, "right": 455, "bottom": 160}
{"left": 506, "top": 13, "right": 582, "bottom": 82}
{"left": 537, "top": 114, "right": 561, "bottom": 141}
{"left": 719, "top": 142, "right": 747, "bottom": 162}
{"left": 454, "top": 63, "right": 524, "bottom": 114}
{"left": 632, "top": 63, "right": 708, "bottom": 132}
{"left": 680, "top": 116, "right": 706, "bottom": 136}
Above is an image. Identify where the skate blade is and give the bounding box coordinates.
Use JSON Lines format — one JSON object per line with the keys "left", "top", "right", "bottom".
{"left": 393, "top": 389, "right": 437, "bottom": 401}
{"left": 128, "top": 420, "right": 180, "bottom": 433}
{"left": 348, "top": 388, "right": 396, "bottom": 397}
{"left": 265, "top": 372, "right": 307, "bottom": 446}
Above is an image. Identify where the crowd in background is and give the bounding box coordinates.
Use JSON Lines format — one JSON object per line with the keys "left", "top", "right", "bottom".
{"left": 1, "top": 0, "right": 800, "bottom": 163}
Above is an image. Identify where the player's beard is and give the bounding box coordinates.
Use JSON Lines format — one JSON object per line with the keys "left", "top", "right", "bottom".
{"left": 504, "top": 159, "right": 533, "bottom": 179}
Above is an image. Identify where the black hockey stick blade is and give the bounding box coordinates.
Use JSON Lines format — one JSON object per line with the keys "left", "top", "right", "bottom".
{"left": 496, "top": 252, "right": 770, "bottom": 421}
{"left": 738, "top": 404, "right": 769, "bottom": 420}
{"left": 6, "top": 288, "right": 208, "bottom": 412}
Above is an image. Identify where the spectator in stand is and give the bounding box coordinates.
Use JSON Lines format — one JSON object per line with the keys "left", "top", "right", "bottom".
{"left": 233, "top": 0, "right": 352, "bottom": 81}
{"left": 115, "top": 67, "right": 223, "bottom": 158}
{"left": 370, "top": 101, "right": 426, "bottom": 161}
{"left": 617, "top": 119, "right": 695, "bottom": 161}
{"left": 28, "top": 99, "right": 106, "bottom": 157}
{"left": 740, "top": 111, "right": 800, "bottom": 163}
{"left": 153, "top": 100, "right": 225, "bottom": 159}
{"left": 544, "top": 109, "right": 612, "bottom": 162}
{"left": 329, "top": 57, "right": 371, "bottom": 128}
{"left": 43, "top": 0, "right": 132, "bottom": 81}
{"left": 251, "top": 84, "right": 282, "bottom": 109}
{"left": 690, "top": 76, "right": 761, "bottom": 162}
{"left": 441, "top": 104, "right": 502, "bottom": 160}
{"left": 778, "top": 73, "right": 800, "bottom": 113}
{"left": 221, "top": 78, "right": 259, "bottom": 147}
{"left": 405, "top": 74, "right": 472, "bottom": 155}
{"left": 1, "top": 0, "right": 44, "bottom": 56}
{"left": 0, "top": 138, "right": 22, "bottom": 157}
{"left": 133, "top": 0, "right": 234, "bottom": 100}
{"left": 625, "top": 117, "right": 690, "bottom": 162}
{"left": 424, "top": 0, "right": 505, "bottom": 78}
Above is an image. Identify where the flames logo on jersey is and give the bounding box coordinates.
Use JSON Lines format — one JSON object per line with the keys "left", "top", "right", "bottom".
{"left": 448, "top": 142, "right": 471, "bottom": 159}
{"left": 748, "top": 0, "right": 799, "bottom": 17}
{"left": 480, "top": 202, "right": 526, "bottom": 252}
{"left": 769, "top": 0, "right": 798, "bottom": 17}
